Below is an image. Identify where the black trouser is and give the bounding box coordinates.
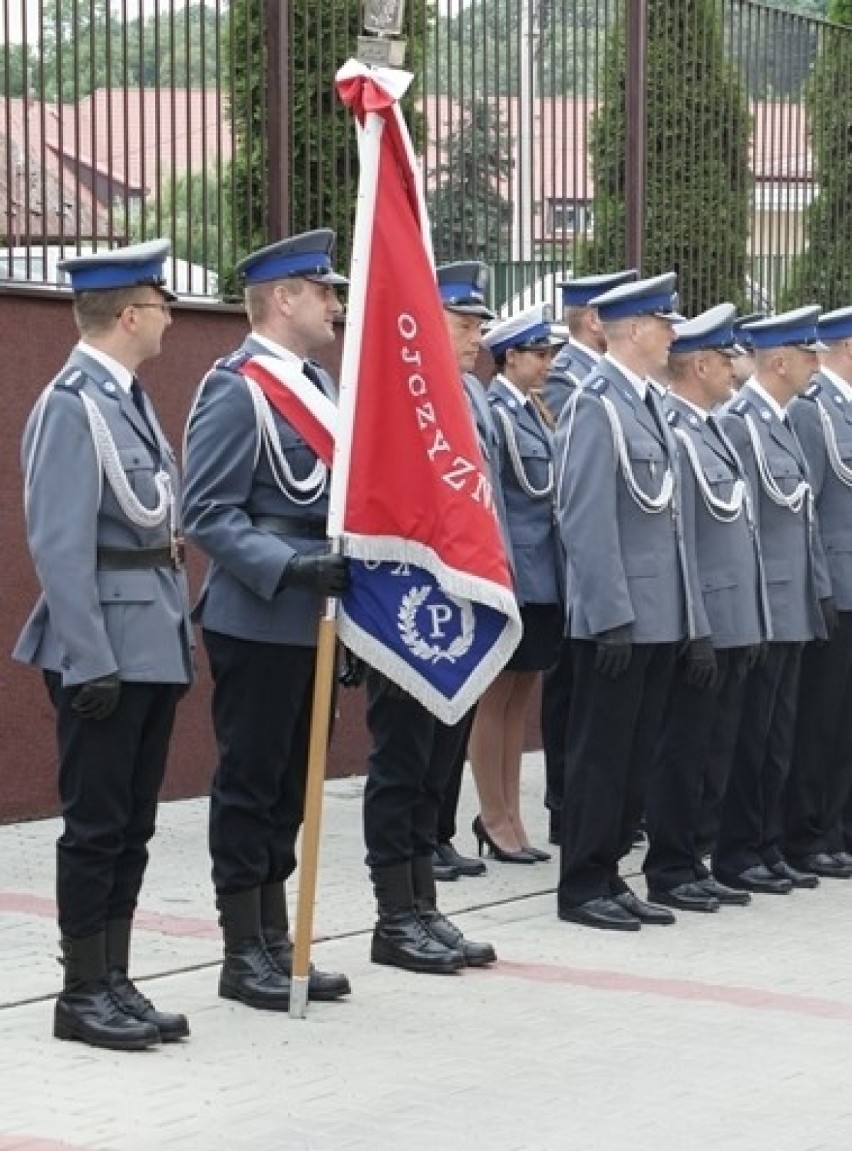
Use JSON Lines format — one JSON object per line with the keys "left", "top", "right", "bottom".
{"left": 714, "top": 642, "right": 802, "bottom": 876}
{"left": 45, "top": 672, "right": 181, "bottom": 938}
{"left": 363, "top": 671, "right": 467, "bottom": 868}
{"left": 644, "top": 648, "right": 751, "bottom": 891}
{"left": 204, "top": 629, "right": 316, "bottom": 896}
{"left": 558, "top": 640, "right": 677, "bottom": 908}
{"left": 786, "top": 615, "right": 852, "bottom": 859}
{"left": 435, "top": 706, "right": 476, "bottom": 843}
{"left": 540, "top": 638, "right": 573, "bottom": 820}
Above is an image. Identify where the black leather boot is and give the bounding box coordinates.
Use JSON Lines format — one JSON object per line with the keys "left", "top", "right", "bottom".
{"left": 105, "top": 918, "right": 189, "bottom": 1041}
{"left": 54, "top": 932, "right": 160, "bottom": 1050}
{"left": 411, "top": 854, "right": 497, "bottom": 967}
{"left": 218, "top": 889, "right": 291, "bottom": 1011}
{"left": 370, "top": 862, "right": 464, "bottom": 974}
{"left": 260, "top": 882, "right": 351, "bottom": 1002}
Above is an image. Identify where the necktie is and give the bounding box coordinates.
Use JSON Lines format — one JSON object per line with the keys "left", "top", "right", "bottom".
{"left": 526, "top": 392, "right": 555, "bottom": 433}
{"left": 130, "top": 378, "right": 155, "bottom": 439}
{"left": 130, "top": 378, "right": 147, "bottom": 418}
{"left": 302, "top": 360, "right": 325, "bottom": 392}
{"left": 643, "top": 388, "right": 664, "bottom": 436}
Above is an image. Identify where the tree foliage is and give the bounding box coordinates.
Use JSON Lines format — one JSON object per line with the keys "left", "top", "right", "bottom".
{"left": 425, "top": 0, "right": 614, "bottom": 97}
{"left": 225, "top": 0, "right": 430, "bottom": 290}
{"left": 780, "top": 0, "right": 852, "bottom": 307}
{"left": 581, "top": 0, "right": 752, "bottom": 316}
{"left": 426, "top": 98, "right": 514, "bottom": 264}
{"left": 30, "top": 1, "right": 221, "bottom": 100}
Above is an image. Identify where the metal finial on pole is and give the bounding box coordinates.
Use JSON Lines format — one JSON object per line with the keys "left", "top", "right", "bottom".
{"left": 357, "top": 0, "right": 407, "bottom": 68}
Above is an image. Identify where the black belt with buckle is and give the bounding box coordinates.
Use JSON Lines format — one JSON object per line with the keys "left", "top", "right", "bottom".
{"left": 97, "top": 542, "right": 185, "bottom": 571}
{"left": 251, "top": 515, "right": 327, "bottom": 540}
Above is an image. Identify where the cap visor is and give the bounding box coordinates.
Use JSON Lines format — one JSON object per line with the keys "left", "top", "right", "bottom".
{"left": 305, "top": 270, "right": 349, "bottom": 286}
{"left": 444, "top": 302, "right": 495, "bottom": 320}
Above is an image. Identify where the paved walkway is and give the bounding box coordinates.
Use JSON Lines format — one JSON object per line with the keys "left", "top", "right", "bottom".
{"left": 1, "top": 753, "right": 851, "bottom": 1151}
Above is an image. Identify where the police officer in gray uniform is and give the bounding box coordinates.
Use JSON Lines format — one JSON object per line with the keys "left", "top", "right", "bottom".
{"left": 466, "top": 304, "right": 564, "bottom": 864}
{"left": 715, "top": 307, "right": 833, "bottom": 894}
{"left": 643, "top": 305, "right": 769, "bottom": 912}
{"left": 730, "top": 313, "right": 766, "bottom": 391}
{"left": 554, "top": 273, "right": 710, "bottom": 930}
{"left": 363, "top": 262, "right": 498, "bottom": 974}
{"left": 182, "top": 231, "right": 351, "bottom": 1010}
{"left": 432, "top": 261, "right": 504, "bottom": 882}
{"left": 14, "top": 240, "right": 192, "bottom": 1050}
{"left": 538, "top": 269, "right": 638, "bottom": 846}
{"left": 540, "top": 269, "right": 638, "bottom": 424}
{"left": 785, "top": 305, "right": 852, "bottom": 877}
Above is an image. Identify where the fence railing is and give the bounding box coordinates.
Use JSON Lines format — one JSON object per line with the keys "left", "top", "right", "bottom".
{"left": 2, "top": 1, "right": 850, "bottom": 313}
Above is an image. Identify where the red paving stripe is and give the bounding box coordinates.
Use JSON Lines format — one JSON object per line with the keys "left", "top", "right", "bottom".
{"left": 489, "top": 960, "right": 852, "bottom": 1021}
{"left": 0, "top": 1139, "right": 89, "bottom": 1150}
{"left": 0, "top": 892, "right": 219, "bottom": 941}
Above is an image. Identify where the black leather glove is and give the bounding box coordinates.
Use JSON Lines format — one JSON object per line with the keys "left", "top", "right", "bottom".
{"left": 820, "top": 596, "right": 840, "bottom": 641}
{"left": 682, "top": 637, "right": 718, "bottom": 691}
{"left": 339, "top": 648, "right": 366, "bottom": 689}
{"left": 71, "top": 673, "right": 121, "bottom": 720}
{"left": 594, "top": 625, "right": 633, "bottom": 679}
{"left": 278, "top": 551, "right": 350, "bottom": 596}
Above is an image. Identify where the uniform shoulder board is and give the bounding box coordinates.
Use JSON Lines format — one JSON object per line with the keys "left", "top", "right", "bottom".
{"left": 53, "top": 367, "right": 87, "bottom": 394}
{"left": 216, "top": 349, "right": 252, "bottom": 372}
{"left": 802, "top": 381, "right": 822, "bottom": 401}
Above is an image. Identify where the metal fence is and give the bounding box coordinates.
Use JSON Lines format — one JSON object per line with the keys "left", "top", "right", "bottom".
{"left": 1, "top": 1, "right": 850, "bottom": 312}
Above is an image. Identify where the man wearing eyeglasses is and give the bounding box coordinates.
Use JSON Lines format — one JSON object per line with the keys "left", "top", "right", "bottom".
{"left": 14, "top": 239, "right": 193, "bottom": 1051}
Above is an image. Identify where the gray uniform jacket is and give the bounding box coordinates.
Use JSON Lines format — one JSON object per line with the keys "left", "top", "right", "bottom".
{"left": 14, "top": 347, "right": 193, "bottom": 687}
{"left": 182, "top": 335, "right": 335, "bottom": 648}
{"left": 789, "top": 371, "right": 852, "bottom": 612}
{"left": 554, "top": 357, "right": 706, "bottom": 643}
{"left": 720, "top": 382, "right": 830, "bottom": 642}
{"left": 539, "top": 339, "right": 597, "bottom": 424}
{"left": 462, "top": 371, "right": 514, "bottom": 576}
{"left": 487, "top": 376, "right": 560, "bottom": 605}
{"left": 664, "top": 394, "right": 769, "bottom": 648}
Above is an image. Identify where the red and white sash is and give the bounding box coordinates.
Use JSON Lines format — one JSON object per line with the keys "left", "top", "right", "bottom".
{"left": 239, "top": 355, "right": 337, "bottom": 467}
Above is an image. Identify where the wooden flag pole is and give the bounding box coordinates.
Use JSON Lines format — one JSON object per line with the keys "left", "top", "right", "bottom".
{"left": 288, "top": 75, "right": 385, "bottom": 1022}
{"left": 288, "top": 603, "right": 339, "bottom": 1019}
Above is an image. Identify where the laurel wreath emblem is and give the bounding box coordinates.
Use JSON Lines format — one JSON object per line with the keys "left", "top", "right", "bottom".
{"left": 398, "top": 585, "right": 476, "bottom": 664}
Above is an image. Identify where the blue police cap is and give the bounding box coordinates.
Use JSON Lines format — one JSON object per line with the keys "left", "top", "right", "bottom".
{"left": 558, "top": 268, "right": 638, "bottom": 308}
{"left": 671, "top": 303, "right": 738, "bottom": 357}
{"left": 436, "top": 261, "right": 495, "bottom": 320}
{"left": 235, "top": 229, "right": 348, "bottom": 286}
{"left": 482, "top": 303, "right": 566, "bottom": 357}
{"left": 588, "top": 272, "right": 679, "bottom": 323}
{"left": 741, "top": 306, "right": 826, "bottom": 351}
{"left": 732, "top": 311, "right": 767, "bottom": 352}
{"left": 818, "top": 306, "right": 852, "bottom": 343}
{"left": 57, "top": 238, "right": 177, "bottom": 300}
